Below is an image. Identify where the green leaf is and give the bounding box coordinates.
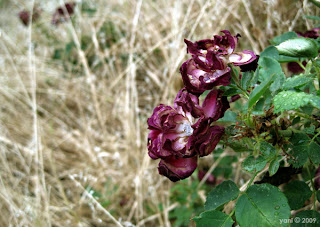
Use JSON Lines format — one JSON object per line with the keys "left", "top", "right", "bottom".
{"left": 222, "top": 88, "right": 241, "bottom": 96}
{"left": 260, "top": 46, "right": 279, "bottom": 60}
{"left": 308, "top": 0, "right": 320, "bottom": 8}
{"left": 242, "top": 155, "right": 268, "bottom": 173}
{"left": 205, "top": 180, "right": 239, "bottom": 210}
{"left": 193, "top": 210, "right": 234, "bottom": 227}
{"left": 308, "top": 142, "right": 320, "bottom": 165}
{"left": 258, "top": 57, "right": 284, "bottom": 82}
{"left": 282, "top": 74, "right": 314, "bottom": 90}
{"left": 304, "top": 125, "right": 316, "bottom": 135}
{"left": 217, "top": 110, "right": 237, "bottom": 123}
{"left": 273, "top": 90, "right": 318, "bottom": 113}
{"left": 258, "top": 57, "right": 285, "bottom": 93}
{"left": 241, "top": 71, "right": 254, "bottom": 91}
{"left": 276, "top": 37, "right": 319, "bottom": 58}
{"left": 269, "top": 157, "right": 281, "bottom": 176}
{"left": 283, "top": 180, "right": 312, "bottom": 210}
{"left": 270, "top": 32, "right": 298, "bottom": 45}
{"left": 248, "top": 74, "right": 275, "bottom": 108}
{"left": 304, "top": 15, "right": 320, "bottom": 20}
{"left": 278, "top": 55, "right": 301, "bottom": 63}
{"left": 291, "top": 210, "right": 320, "bottom": 227}
{"left": 289, "top": 145, "right": 309, "bottom": 168}
{"left": 235, "top": 184, "right": 291, "bottom": 227}
{"left": 290, "top": 133, "right": 310, "bottom": 146}
{"left": 260, "top": 141, "right": 277, "bottom": 158}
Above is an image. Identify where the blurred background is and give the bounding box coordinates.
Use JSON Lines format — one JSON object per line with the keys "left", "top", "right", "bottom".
{"left": 0, "top": 0, "right": 318, "bottom": 226}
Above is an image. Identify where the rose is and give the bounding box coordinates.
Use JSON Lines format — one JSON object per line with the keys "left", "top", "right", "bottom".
{"left": 147, "top": 89, "right": 228, "bottom": 181}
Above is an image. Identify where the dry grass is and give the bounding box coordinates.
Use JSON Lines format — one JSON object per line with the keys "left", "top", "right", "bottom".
{"left": 0, "top": 0, "right": 318, "bottom": 226}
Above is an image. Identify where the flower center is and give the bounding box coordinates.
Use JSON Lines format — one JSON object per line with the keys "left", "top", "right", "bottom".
{"left": 182, "top": 123, "right": 193, "bottom": 136}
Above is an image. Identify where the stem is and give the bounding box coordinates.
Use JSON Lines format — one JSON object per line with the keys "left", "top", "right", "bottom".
{"left": 311, "top": 59, "right": 320, "bottom": 89}
{"left": 297, "top": 61, "right": 306, "bottom": 71}
{"left": 311, "top": 130, "right": 320, "bottom": 143}
{"left": 244, "top": 171, "right": 258, "bottom": 193}
{"left": 306, "top": 165, "right": 317, "bottom": 211}
{"left": 278, "top": 129, "right": 293, "bottom": 138}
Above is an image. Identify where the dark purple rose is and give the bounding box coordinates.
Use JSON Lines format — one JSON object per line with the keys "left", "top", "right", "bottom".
{"left": 158, "top": 156, "right": 198, "bottom": 182}
{"left": 52, "top": 2, "right": 76, "bottom": 25}
{"left": 188, "top": 118, "right": 225, "bottom": 157}
{"left": 315, "top": 166, "right": 320, "bottom": 190}
{"left": 239, "top": 55, "right": 259, "bottom": 72}
{"left": 180, "top": 59, "right": 231, "bottom": 94}
{"left": 297, "top": 28, "right": 320, "bottom": 39}
{"left": 147, "top": 89, "right": 228, "bottom": 181}
{"left": 147, "top": 89, "right": 228, "bottom": 159}
{"left": 184, "top": 30, "right": 257, "bottom": 70}
{"left": 287, "top": 61, "right": 307, "bottom": 74}
{"left": 147, "top": 104, "right": 196, "bottom": 159}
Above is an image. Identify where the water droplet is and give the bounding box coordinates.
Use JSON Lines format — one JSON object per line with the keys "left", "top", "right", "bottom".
{"left": 282, "top": 204, "right": 286, "bottom": 207}
{"left": 275, "top": 205, "right": 280, "bottom": 210}
{"left": 274, "top": 211, "right": 279, "bottom": 216}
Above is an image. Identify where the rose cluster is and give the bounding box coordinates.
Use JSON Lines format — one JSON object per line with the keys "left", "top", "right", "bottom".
{"left": 147, "top": 31, "right": 257, "bottom": 181}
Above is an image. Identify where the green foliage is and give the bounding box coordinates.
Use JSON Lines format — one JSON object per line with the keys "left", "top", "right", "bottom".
{"left": 273, "top": 90, "right": 320, "bottom": 113}
{"left": 270, "top": 32, "right": 298, "bottom": 45}
{"left": 283, "top": 180, "right": 312, "bottom": 210}
{"left": 235, "top": 184, "right": 291, "bottom": 227}
{"left": 291, "top": 210, "right": 320, "bottom": 227}
{"left": 193, "top": 210, "right": 234, "bottom": 227}
{"left": 282, "top": 74, "right": 315, "bottom": 90}
{"left": 276, "top": 37, "right": 319, "bottom": 58}
{"left": 170, "top": 179, "right": 204, "bottom": 227}
{"left": 194, "top": 27, "right": 320, "bottom": 226}
{"left": 204, "top": 180, "right": 239, "bottom": 210}
{"left": 242, "top": 155, "right": 268, "bottom": 172}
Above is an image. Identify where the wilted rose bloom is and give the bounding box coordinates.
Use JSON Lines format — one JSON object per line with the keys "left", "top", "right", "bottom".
{"left": 297, "top": 27, "right": 320, "bottom": 39}
{"left": 184, "top": 30, "right": 257, "bottom": 69}
{"left": 182, "top": 30, "right": 257, "bottom": 94}
{"left": 52, "top": 2, "right": 76, "bottom": 25}
{"left": 147, "top": 89, "right": 228, "bottom": 181}
{"left": 180, "top": 59, "right": 231, "bottom": 94}
{"left": 158, "top": 156, "right": 198, "bottom": 182}
{"left": 240, "top": 55, "right": 259, "bottom": 72}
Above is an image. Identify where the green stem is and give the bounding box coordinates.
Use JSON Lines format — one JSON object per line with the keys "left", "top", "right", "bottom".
{"left": 311, "top": 130, "right": 320, "bottom": 143}
{"left": 245, "top": 171, "right": 258, "bottom": 193}
{"left": 306, "top": 165, "right": 317, "bottom": 211}
{"left": 297, "top": 61, "right": 306, "bottom": 71}
{"left": 311, "top": 59, "right": 320, "bottom": 89}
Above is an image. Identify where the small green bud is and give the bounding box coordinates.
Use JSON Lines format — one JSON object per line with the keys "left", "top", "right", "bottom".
{"left": 276, "top": 37, "right": 319, "bottom": 58}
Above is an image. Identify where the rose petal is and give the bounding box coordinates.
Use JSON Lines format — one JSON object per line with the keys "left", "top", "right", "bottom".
{"left": 228, "top": 50, "right": 257, "bottom": 66}
{"left": 158, "top": 156, "right": 198, "bottom": 182}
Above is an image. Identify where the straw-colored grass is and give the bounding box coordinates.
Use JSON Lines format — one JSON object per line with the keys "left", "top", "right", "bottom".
{"left": 0, "top": 0, "right": 318, "bottom": 226}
